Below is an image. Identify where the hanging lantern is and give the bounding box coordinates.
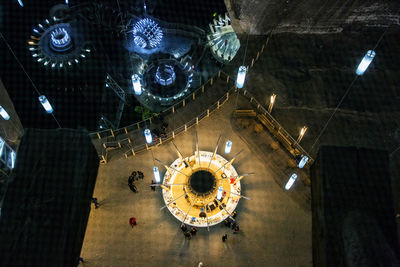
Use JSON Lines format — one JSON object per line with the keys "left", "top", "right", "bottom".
{"left": 224, "top": 140, "right": 232, "bottom": 154}
{"left": 144, "top": 129, "right": 152, "bottom": 144}
{"left": 236, "top": 66, "right": 247, "bottom": 88}
{"left": 216, "top": 184, "right": 223, "bottom": 200}
{"left": 298, "top": 155, "right": 308, "bottom": 169}
{"left": 356, "top": 50, "right": 376, "bottom": 76}
{"left": 38, "top": 95, "right": 54, "bottom": 114}
{"left": 9, "top": 151, "right": 16, "bottom": 169}
{"left": 285, "top": 173, "right": 297, "bottom": 190}
{"left": 0, "top": 137, "right": 4, "bottom": 156}
{"left": 0, "top": 105, "right": 10, "bottom": 120}
{"left": 131, "top": 74, "right": 142, "bottom": 95}
{"left": 153, "top": 166, "right": 161, "bottom": 183}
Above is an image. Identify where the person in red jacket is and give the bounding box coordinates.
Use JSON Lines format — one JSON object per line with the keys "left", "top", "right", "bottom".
{"left": 129, "top": 217, "right": 137, "bottom": 227}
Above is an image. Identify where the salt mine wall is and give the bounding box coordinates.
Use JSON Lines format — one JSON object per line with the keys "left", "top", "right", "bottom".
{"left": 225, "top": 0, "right": 400, "bottom": 34}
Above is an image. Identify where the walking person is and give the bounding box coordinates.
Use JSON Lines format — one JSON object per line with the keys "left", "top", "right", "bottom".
{"left": 138, "top": 171, "right": 144, "bottom": 179}
{"left": 233, "top": 225, "right": 240, "bottom": 234}
{"left": 222, "top": 234, "right": 228, "bottom": 242}
{"left": 129, "top": 183, "right": 138, "bottom": 193}
{"left": 151, "top": 180, "right": 156, "bottom": 191}
{"left": 79, "top": 257, "right": 84, "bottom": 263}
{"left": 184, "top": 231, "right": 192, "bottom": 240}
{"left": 91, "top": 197, "right": 99, "bottom": 209}
{"left": 129, "top": 217, "right": 137, "bottom": 228}
{"left": 190, "top": 227, "right": 197, "bottom": 236}
{"left": 181, "top": 223, "right": 187, "bottom": 232}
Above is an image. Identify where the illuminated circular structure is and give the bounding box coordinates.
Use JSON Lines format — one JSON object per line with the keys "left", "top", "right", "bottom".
{"left": 142, "top": 58, "right": 195, "bottom": 105}
{"left": 28, "top": 18, "right": 92, "bottom": 69}
{"left": 162, "top": 151, "right": 241, "bottom": 227}
{"left": 155, "top": 64, "right": 176, "bottom": 86}
{"left": 49, "top": 27, "right": 72, "bottom": 51}
{"left": 207, "top": 13, "right": 240, "bottom": 63}
{"left": 132, "top": 18, "right": 163, "bottom": 49}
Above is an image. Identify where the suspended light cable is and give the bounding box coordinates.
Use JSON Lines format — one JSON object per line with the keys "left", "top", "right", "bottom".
{"left": 0, "top": 31, "right": 61, "bottom": 128}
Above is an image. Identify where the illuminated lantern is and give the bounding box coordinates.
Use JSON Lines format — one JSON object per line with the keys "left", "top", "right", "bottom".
{"left": 153, "top": 166, "right": 161, "bottom": 183}
{"left": 298, "top": 155, "right": 308, "bottom": 169}
{"left": 0, "top": 105, "right": 10, "bottom": 120}
{"left": 9, "top": 151, "right": 16, "bottom": 169}
{"left": 216, "top": 185, "right": 223, "bottom": 200}
{"left": 132, "top": 18, "right": 163, "bottom": 49}
{"left": 38, "top": 95, "right": 54, "bottom": 114}
{"left": 144, "top": 129, "right": 152, "bottom": 144}
{"left": 356, "top": 50, "right": 376, "bottom": 76}
{"left": 224, "top": 140, "right": 232, "bottom": 154}
{"left": 236, "top": 66, "right": 246, "bottom": 88}
{"left": 17, "top": 0, "right": 24, "bottom": 7}
{"left": 285, "top": 173, "right": 297, "bottom": 190}
{"left": 131, "top": 74, "right": 142, "bottom": 95}
{"left": 0, "top": 137, "right": 4, "bottom": 156}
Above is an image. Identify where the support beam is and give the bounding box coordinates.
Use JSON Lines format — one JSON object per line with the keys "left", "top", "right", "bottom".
{"left": 208, "top": 135, "right": 221, "bottom": 170}
{"left": 215, "top": 149, "right": 243, "bottom": 173}
{"left": 172, "top": 141, "right": 193, "bottom": 172}
{"left": 160, "top": 193, "right": 186, "bottom": 210}
{"left": 156, "top": 158, "right": 189, "bottom": 177}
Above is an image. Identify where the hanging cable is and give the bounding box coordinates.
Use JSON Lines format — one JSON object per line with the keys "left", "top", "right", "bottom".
{"left": 0, "top": 31, "right": 62, "bottom": 128}
{"left": 309, "top": 6, "right": 400, "bottom": 153}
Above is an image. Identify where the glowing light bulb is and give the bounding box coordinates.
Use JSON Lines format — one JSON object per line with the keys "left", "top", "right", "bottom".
{"left": 356, "top": 50, "right": 376, "bottom": 76}
{"left": 224, "top": 140, "right": 232, "bottom": 154}
{"left": 153, "top": 166, "right": 160, "bottom": 183}
{"left": 0, "top": 105, "right": 10, "bottom": 120}
{"left": 144, "top": 129, "right": 152, "bottom": 144}
{"left": 236, "top": 66, "right": 246, "bottom": 88}
{"left": 38, "top": 95, "right": 54, "bottom": 113}
{"left": 285, "top": 174, "right": 297, "bottom": 190}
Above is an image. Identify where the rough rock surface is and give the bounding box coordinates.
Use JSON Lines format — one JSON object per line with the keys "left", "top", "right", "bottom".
{"left": 225, "top": 0, "right": 400, "bottom": 34}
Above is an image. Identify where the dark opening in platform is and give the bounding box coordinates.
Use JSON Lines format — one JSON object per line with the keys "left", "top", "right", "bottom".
{"left": 189, "top": 170, "right": 216, "bottom": 194}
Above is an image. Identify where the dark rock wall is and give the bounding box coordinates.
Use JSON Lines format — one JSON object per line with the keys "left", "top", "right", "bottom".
{"left": 225, "top": 0, "right": 400, "bottom": 34}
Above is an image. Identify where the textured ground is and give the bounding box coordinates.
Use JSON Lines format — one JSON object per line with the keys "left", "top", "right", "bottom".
{"left": 81, "top": 98, "right": 312, "bottom": 267}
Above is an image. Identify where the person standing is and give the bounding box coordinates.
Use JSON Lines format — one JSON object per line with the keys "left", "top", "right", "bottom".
{"left": 181, "top": 223, "right": 187, "bottom": 232}
{"left": 91, "top": 197, "right": 99, "bottom": 209}
{"left": 190, "top": 227, "right": 197, "bottom": 236}
{"left": 129, "top": 217, "right": 137, "bottom": 228}
{"left": 184, "top": 231, "right": 191, "bottom": 240}
{"left": 138, "top": 171, "right": 144, "bottom": 179}
{"left": 233, "top": 225, "right": 240, "bottom": 234}
{"left": 222, "top": 234, "right": 228, "bottom": 242}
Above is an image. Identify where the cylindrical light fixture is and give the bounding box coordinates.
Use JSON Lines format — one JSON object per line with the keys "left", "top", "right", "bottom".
{"left": 10, "top": 151, "right": 16, "bottom": 169}
{"left": 285, "top": 173, "right": 297, "bottom": 190}
{"left": 153, "top": 166, "right": 161, "bottom": 183}
{"left": 298, "top": 155, "right": 309, "bottom": 169}
{"left": 356, "top": 50, "right": 376, "bottom": 76}
{"left": 216, "top": 185, "right": 223, "bottom": 200}
{"left": 131, "top": 74, "right": 142, "bottom": 95}
{"left": 38, "top": 95, "right": 54, "bottom": 114}
{"left": 144, "top": 129, "right": 152, "bottom": 144}
{"left": 0, "top": 105, "right": 10, "bottom": 120}
{"left": 236, "top": 66, "right": 247, "bottom": 88}
{"left": 0, "top": 137, "right": 4, "bottom": 156}
{"left": 224, "top": 140, "right": 232, "bottom": 154}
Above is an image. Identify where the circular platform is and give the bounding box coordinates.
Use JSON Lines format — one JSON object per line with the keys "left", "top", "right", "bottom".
{"left": 162, "top": 151, "right": 241, "bottom": 227}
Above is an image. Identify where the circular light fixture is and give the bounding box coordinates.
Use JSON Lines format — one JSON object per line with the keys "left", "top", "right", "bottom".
{"left": 132, "top": 18, "right": 163, "bottom": 49}
{"left": 155, "top": 64, "right": 176, "bottom": 86}
{"left": 49, "top": 27, "right": 72, "bottom": 51}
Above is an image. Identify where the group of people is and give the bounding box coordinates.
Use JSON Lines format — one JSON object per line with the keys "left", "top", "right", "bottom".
{"left": 128, "top": 171, "right": 144, "bottom": 193}
{"left": 181, "top": 224, "right": 197, "bottom": 240}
